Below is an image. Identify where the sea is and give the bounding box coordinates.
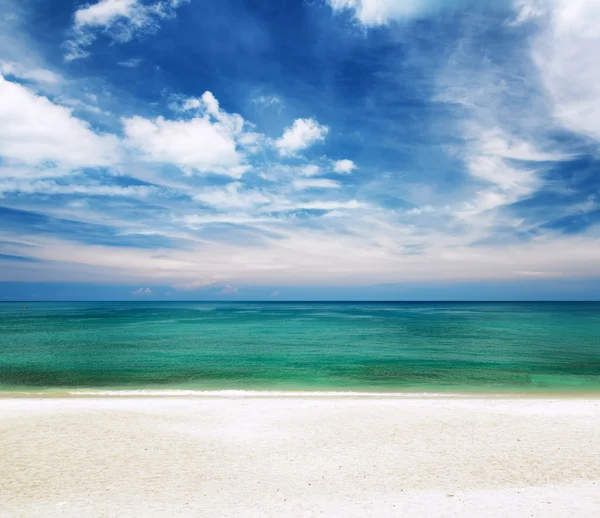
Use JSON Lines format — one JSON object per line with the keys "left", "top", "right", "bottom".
{"left": 1, "top": 301, "right": 600, "bottom": 395}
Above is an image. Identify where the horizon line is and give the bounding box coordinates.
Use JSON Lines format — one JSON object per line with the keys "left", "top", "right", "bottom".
{"left": 3, "top": 300, "right": 600, "bottom": 304}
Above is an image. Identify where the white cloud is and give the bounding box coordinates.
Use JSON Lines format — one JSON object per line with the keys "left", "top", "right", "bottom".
{"left": 407, "top": 205, "right": 435, "bottom": 215}
{"left": 275, "top": 164, "right": 322, "bottom": 177}
{"left": 173, "top": 278, "right": 219, "bottom": 291}
{"left": 452, "top": 129, "right": 546, "bottom": 220}
{"left": 193, "top": 182, "right": 271, "bottom": 210}
{"left": 0, "top": 179, "right": 156, "bottom": 198}
{"left": 75, "top": 0, "right": 138, "bottom": 26}
{"left": 510, "top": 0, "right": 545, "bottom": 25}
{"left": 55, "top": 96, "right": 107, "bottom": 116}
{"left": 253, "top": 95, "right": 283, "bottom": 108}
{"left": 433, "top": 16, "right": 571, "bottom": 226}
{"left": 123, "top": 91, "right": 258, "bottom": 176}
{"left": 299, "top": 164, "right": 322, "bottom": 177}
{"left": 118, "top": 57, "right": 142, "bottom": 67}
{"left": 0, "top": 61, "right": 61, "bottom": 84}
{"left": 527, "top": 0, "right": 600, "bottom": 142}
{"left": 123, "top": 115, "right": 242, "bottom": 175}
{"left": 133, "top": 287, "right": 152, "bottom": 294}
{"left": 292, "top": 199, "right": 363, "bottom": 211}
{"left": 65, "top": 0, "right": 188, "bottom": 61}
{"left": 0, "top": 75, "right": 119, "bottom": 168}
{"left": 474, "top": 127, "right": 565, "bottom": 162}
{"left": 327, "top": 0, "right": 466, "bottom": 26}
{"left": 466, "top": 154, "right": 537, "bottom": 193}
{"left": 292, "top": 178, "right": 341, "bottom": 191}
{"left": 191, "top": 179, "right": 361, "bottom": 213}
{"left": 274, "top": 118, "right": 329, "bottom": 156}
{"left": 175, "top": 91, "right": 248, "bottom": 138}
{"left": 333, "top": 159, "right": 357, "bottom": 174}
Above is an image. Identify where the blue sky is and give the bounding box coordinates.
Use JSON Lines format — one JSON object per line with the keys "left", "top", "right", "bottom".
{"left": 1, "top": 0, "right": 600, "bottom": 301}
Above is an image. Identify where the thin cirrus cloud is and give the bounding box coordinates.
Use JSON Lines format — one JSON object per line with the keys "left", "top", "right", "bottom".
{"left": 292, "top": 179, "right": 341, "bottom": 191}
{"left": 0, "top": 61, "right": 62, "bottom": 84}
{"left": 64, "top": 0, "right": 189, "bottom": 61}
{"left": 327, "top": 0, "right": 476, "bottom": 25}
{"left": 525, "top": 0, "right": 600, "bottom": 143}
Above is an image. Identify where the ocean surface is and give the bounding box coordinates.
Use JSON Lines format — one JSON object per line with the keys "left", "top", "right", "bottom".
{"left": 1, "top": 302, "right": 600, "bottom": 394}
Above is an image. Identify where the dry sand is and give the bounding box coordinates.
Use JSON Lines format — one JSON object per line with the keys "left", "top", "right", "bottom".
{"left": 1, "top": 396, "right": 600, "bottom": 517}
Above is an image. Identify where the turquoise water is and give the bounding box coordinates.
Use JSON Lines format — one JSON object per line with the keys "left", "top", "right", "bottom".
{"left": 1, "top": 302, "right": 600, "bottom": 394}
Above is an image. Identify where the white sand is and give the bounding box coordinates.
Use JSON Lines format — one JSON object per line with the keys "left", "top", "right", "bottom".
{"left": 1, "top": 397, "right": 600, "bottom": 517}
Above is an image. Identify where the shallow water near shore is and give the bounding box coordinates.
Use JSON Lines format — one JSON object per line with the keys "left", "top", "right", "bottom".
{"left": 1, "top": 301, "right": 600, "bottom": 394}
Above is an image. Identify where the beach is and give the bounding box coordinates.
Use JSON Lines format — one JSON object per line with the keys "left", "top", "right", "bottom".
{"left": 2, "top": 396, "right": 600, "bottom": 517}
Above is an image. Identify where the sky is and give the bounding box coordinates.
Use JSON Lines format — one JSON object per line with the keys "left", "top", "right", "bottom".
{"left": 1, "top": 0, "right": 600, "bottom": 301}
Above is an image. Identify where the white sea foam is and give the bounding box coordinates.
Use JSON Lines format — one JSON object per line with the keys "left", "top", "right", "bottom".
{"left": 67, "top": 389, "right": 483, "bottom": 398}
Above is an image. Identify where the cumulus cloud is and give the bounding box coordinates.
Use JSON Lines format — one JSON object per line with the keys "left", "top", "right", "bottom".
{"left": 133, "top": 287, "right": 152, "bottom": 294}
{"left": 274, "top": 118, "right": 329, "bottom": 156}
{"left": 65, "top": 0, "right": 189, "bottom": 61}
{"left": 123, "top": 91, "right": 258, "bottom": 177}
{"left": 333, "top": 159, "right": 357, "bottom": 174}
{"left": 123, "top": 115, "right": 242, "bottom": 175}
{"left": 0, "top": 75, "right": 119, "bottom": 168}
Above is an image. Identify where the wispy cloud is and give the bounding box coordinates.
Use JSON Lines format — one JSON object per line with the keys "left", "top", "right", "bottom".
{"left": 253, "top": 95, "right": 283, "bottom": 109}
{"left": 327, "top": 0, "right": 476, "bottom": 25}
{"left": 64, "top": 0, "right": 189, "bottom": 61}
{"left": 0, "top": 61, "right": 61, "bottom": 84}
{"left": 525, "top": 0, "right": 600, "bottom": 142}
{"left": 292, "top": 178, "right": 341, "bottom": 191}
{"left": 172, "top": 278, "right": 219, "bottom": 291}
{"left": 2, "top": 0, "right": 600, "bottom": 297}
{"left": 117, "top": 57, "right": 142, "bottom": 67}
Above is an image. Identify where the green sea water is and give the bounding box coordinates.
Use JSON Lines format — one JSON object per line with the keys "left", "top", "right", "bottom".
{"left": 1, "top": 302, "right": 600, "bottom": 394}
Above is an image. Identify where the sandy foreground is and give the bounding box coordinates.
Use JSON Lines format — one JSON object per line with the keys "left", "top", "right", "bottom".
{"left": 1, "top": 397, "right": 600, "bottom": 517}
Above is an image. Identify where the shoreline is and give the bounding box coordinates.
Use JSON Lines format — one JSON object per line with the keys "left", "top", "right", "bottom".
{"left": 2, "top": 388, "right": 600, "bottom": 399}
